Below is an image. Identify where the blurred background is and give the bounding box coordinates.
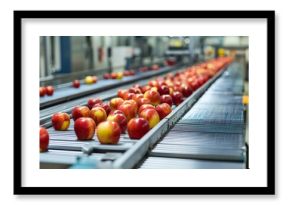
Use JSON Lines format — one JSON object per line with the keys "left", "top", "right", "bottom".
{"left": 40, "top": 36, "right": 249, "bottom": 86}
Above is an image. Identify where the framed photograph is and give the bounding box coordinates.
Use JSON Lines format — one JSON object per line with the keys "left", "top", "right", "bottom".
{"left": 14, "top": 10, "right": 275, "bottom": 195}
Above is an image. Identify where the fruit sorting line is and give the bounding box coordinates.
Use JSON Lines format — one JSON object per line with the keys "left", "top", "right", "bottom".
{"left": 40, "top": 61, "right": 246, "bottom": 169}
{"left": 138, "top": 63, "right": 246, "bottom": 168}
{"left": 40, "top": 64, "right": 181, "bottom": 109}
{"left": 40, "top": 64, "right": 187, "bottom": 128}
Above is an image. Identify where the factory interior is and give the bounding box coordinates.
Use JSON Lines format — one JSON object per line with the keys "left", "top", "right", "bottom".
{"left": 39, "top": 36, "right": 249, "bottom": 169}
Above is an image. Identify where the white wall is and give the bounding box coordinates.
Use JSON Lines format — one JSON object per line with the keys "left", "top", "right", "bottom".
{"left": 0, "top": 1, "right": 287, "bottom": 205}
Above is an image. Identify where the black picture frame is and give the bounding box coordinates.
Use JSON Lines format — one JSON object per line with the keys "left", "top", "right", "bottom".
{"left": 14, "top": 10, "right": 275, "bottom": 195}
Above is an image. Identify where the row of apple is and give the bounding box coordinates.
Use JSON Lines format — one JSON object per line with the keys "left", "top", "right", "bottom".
{"left": 40, "top": 75, "right": 98, "bottom": 97}
{"left": 103, "top": 70, "right": 134, "bottom": 80}
{"left": 103, "top": 64, "right": 163, "bottom": 80}
{"left": 40, "top": 57, "right": 233, "bottom": 152}
{"left": 39, "top": 86, "right": 54, "bottom": 97}
{"left": 40, "top": 65, "right": 162, "bottom": 97}
{"left": 40, "top": 71, "right": 128, "bottom": 97}
{"left": 40, "top": 75, "right": 97, "bottom": 97}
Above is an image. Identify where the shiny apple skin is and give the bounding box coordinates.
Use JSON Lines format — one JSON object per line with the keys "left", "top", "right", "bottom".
{"left": 74, "top": 117, "right": 96, "bottom": 140}
{"left": 46, "top": 86, "right": 54, "bottom": 96}
{"left": 156, "top": 103, "right": 172, "bottom": 119}
{"left": 72, "top": 80, "right": 80, "bottom": 88}
{"left": 90, "top": 107, "right": 107, "bottom": 125}
{"left": 127, "top": 118, "right": 150, "bottom": 139}
{"left": 40, "top": 127, "right": 49, "bottom": 152}
{"left": 139, "top": 108, "right": 160, "bottom": 129}
{"left": 144, "top": 89, "right": 161, "bottom": 106}
{"left": 160, "top": 95, "right": 173, "bottom": 107}
{"left": 172, "top": 91, "right": 184, "bottom": 106}
{"left": 107, "top": 112, "right": 127, "bottom": 133}
{"left": 51, "top": 112, "right": 70, "bottom": 131}
{"left": 39, "top": 87, "right": 46, "bottom": 97}
{"left": 117, "top": 102, "right": 137, "bottom": 122}
{"left": 138, "top": 104, "right": 155, "bottom": 116}
{"left": 71, "top": 106, "right": 90, "bottom": 121}
{"left": 109, "top": 97, "right": 124, "bottom": 110}
{"left": 96, "top": 121, "right": 121, "bottom": 144}
{"left": 87, "top": 98, "right": 103, "bottom": 109}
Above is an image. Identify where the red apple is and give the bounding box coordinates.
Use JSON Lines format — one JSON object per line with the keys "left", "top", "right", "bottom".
{"left": 144, "top": 89, "right": 161, "bottom": 106}
{"left": 122, "top": 100, "right": 138, "bottom": 113}
{"left": 165, "top": 73, "right": 174, "bottom": 80}
{"left": 74, "top": 117, "right": 96, "bottom": 140}
{"left": 109, "top": 97, "right": 124, "bottom": 110}
{"left": 93, "top": 102, "right": 111, "bottom": 116}
{"left": 109, "top": 109, "right": 125, "bottom": 116}
{"left": 173, "top": 85, "right": 182, "bottom": 93}
{"left": 181, "top": 85, "right": 193, "bottom": 97}
{"left": 172, "top": 91, "right": 184, "bottom": 106}
{"left": 40, "top": 127, "right": 49, "bottom": 152}
{"left": 138, "top": 104, "right": 155, "bottom": 116}
{"left": 189, "top": 80, "right": 200, "bottom": 91}
{"left": 72, "top": 80, "right": 80, "bottom": 88}
{"left": 123, "top": 70, "right": 131, "bottom": 76}
{"left": 87, "top": 98, "right": 103, "bottom": 109}
{"left": 197, "top": 76, "right": 206, "bottom": 86}
{"left": 150, "top": 64, "right": 160, "bottom": 70}
{"left": 136, "top": 97, "right": 151, "bottom": 107}
{"left": 139, "top": 108, "right": 160, "bottom": 129}
{"left": 39, "top": 87, "right": 46, "bottom": 97}
{"left": 174, "top": 80, "right": 182, "bottom": 87}
{"left": 90, "top": 107, "right": 107, "bottom": 125}
{"left": 160, "top": 95, "right": 173, "bottom": 107}
{"left": 132, "top": 93, "right": 144, "bottom": 103}
{"left": 127, "top": 118, "right": 150, "bottom": 139}
{"left": 107, "top": 112, "right": 127, "bottom": 133}
{"left": 117, "top": 102, "right": 137, "bottom": 121}
{"left": 141, "top": 85, "right": 152, "bottom": 93}
{"left": 133, "top": 84, "right": 142, "bottom": 90}
{"left": 174, "top": 72, "right": 181, "bottom": 77}
{"left": 157, "top": 79, "right": 167, "bottom": 87}
{"left": 91, "top": 76, "right": 98, "bottom": 83}
{"left": 148, "top": 80, "right": 159, "bottom": 87}
{"left": 96, "top": 121, "right": 121, "bottom": 144}
{"left": 129, "top": 70, "right": 135, "bottom": 75}
{"left": 150, "top": 86, "right": 158, "bottom": 92}
{"left": 156, "top": 103, "right": 172, "bottom": 119}
{"left": 127, "top": 87, "right": 136, "bottom": 94}
{"left": 71, "top": 106, "right": 90, "bottom": 121}
{"left": 46, "top": 86, "right": 54, "bottom": 96}
{"left": 111, "top": 73, "right": 118, "bottom": 79}
{"left": 158, "top": 85, "right": 170, "bottom": 95}
{"left": 51, "top": 112, "right": 70, "bottom": 131}
{"left": 103, "top": 73, "right": 111, "bottom": 79}
{"left": 117, "top": 89, "right": 128, "bottom": 99}
{"left": 139, "top": 66, "right": 148, "bottom": 72}
{"left": 128, "top": 87, "right": 141, "bottom": 94}
{"left": 123, "top": 92, "right": 136, "bottom": 100}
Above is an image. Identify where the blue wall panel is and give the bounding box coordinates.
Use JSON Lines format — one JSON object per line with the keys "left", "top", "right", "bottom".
{"left": 58, "top": 36, "right": 71, "bottom": 74}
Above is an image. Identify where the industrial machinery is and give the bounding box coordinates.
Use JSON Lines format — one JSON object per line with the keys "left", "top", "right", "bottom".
{"left": 39, "top": 36, "right": 248, "bottom": 169}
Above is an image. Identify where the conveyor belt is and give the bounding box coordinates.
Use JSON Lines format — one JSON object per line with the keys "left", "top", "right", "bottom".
{"left": 138, "top": 62, "right": 247, "bottom": 168}
{"left": 40, "top": 119, "right": 137, "bottom": 169}
{"left": 139, "top": 157, "right": 245, "bottom": 169}
{"left": 40, "top": 64, "right": 182, "bottom": 109}
{"left": 40, "top": 62, "right": 245, "bottom": 169}
{"left": 40, "top": 64, "right": 187, "bottom": 128}
{"left": 40, "top": 78, "right": 144, "bottom": 127}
